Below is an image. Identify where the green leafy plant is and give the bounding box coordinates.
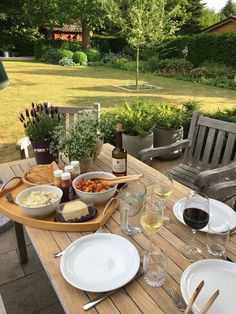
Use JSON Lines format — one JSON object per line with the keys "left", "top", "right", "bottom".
{"left": 152, "top": 103, "right": 184, "bottom": 130}
{"left": 115, "top": 100, "right": 154, "bottom": 136}
{"left": 52, "top": 110, "right": 101, "bottom": 160}
{"left": 18, "top": 103, "right": 63, "bottom": 141}
{"left": 73, "top": 51, "right": 88, "bottom": 65}
{"left": 86, "top": 48, "right": 101, "bottom": 62}
{"left": 59, "top": 57, "right": 75, "bottom": 67}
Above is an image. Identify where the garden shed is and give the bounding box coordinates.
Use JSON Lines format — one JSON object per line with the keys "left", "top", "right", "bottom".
{"left": 40, "top": 24, "right": 82, "bottom": 41}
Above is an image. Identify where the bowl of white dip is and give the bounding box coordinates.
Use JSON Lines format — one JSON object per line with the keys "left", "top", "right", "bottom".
{"left": 16, "top": 185, "right": 62, "bottom": 217}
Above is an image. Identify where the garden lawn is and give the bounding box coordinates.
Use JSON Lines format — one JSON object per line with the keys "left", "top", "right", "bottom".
{"left": 1, "top": 60, "right": 236, "bottom": 163}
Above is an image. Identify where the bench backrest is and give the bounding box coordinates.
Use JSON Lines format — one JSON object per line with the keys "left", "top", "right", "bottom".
{"left": 184, "top": 112, "right": 236, "bottom": 170}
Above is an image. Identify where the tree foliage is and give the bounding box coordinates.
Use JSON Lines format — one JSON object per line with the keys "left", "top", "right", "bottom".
{"left": 199, "top": 7, "right": 221, "bottom": 29}
{"left": 179, "top": 0, "right": 205, "bottom": 34}
{"left": 220, "top": 0, "right": 236, "bottom": 18}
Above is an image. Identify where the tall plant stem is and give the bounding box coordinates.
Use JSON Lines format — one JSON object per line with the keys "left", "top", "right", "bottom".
{"left": 136, "top": 45, "right": 139, "bottom": 90}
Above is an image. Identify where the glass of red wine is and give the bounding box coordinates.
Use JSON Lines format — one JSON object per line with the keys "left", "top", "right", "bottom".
{"left": 180, "top": 191, "right": 209, "bottom": 262}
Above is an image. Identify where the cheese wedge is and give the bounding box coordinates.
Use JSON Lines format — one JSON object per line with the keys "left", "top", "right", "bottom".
{"left": 61, "top": 200, "right": 89, "bottom": 220}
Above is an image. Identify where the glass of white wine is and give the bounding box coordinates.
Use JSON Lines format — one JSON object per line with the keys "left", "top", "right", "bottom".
{"left": 140, "top": 201, "right": 163, "bottom": 251}
{"left": 153, "top": 173, "right": 173, "bottom": 225}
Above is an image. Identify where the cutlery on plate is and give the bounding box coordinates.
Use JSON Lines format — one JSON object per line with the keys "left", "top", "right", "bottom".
{"left": 53, "top": 227, "right": 103, "bottom": 258}
{"left": 184, "top": 280, "right": 204, "bottom": 314}
{"left": 83, "top": 269, "right": 144, "bottom": 311}
{"left": 199, "top": 289, "right": 219, "bottom": 314}
{"left": 91, "top": 174, "right": 143, "bottom": 186}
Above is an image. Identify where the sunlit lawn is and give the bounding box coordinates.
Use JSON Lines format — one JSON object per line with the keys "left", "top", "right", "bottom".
{"left": 1, "top": 60, "right": 236, "bottom": 163}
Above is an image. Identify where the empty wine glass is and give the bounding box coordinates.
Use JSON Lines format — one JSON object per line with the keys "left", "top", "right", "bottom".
{"left": 153, "top": 172, "right": 173, "bottom": 225}
{"left": 180, "top": 191, "right": 209, "bottom": 262}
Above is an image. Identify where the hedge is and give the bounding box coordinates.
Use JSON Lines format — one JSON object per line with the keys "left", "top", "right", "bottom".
{"left": 158, "top": 33, "right": 236, "bottom": 67}
{"left": 34, "top": 39, "right": 82, "bottom": 59}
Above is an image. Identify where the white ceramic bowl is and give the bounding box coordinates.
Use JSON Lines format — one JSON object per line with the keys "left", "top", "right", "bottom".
{"left": 16, "top": 185, "right": 63, "bottom": 217}
{"left": 72, "top": 171, "right": 117, "bottom": 205}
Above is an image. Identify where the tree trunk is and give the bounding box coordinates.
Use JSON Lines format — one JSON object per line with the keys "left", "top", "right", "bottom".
{"left": 136, "top": 45, "right": 140, "bottom": 90}
{"left": 82, "top": 21, "right": 91, "bottom": 49}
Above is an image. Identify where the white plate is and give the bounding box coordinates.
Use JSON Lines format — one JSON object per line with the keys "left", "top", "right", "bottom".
{"left": 181, "top": 259, "right": 236, "bottom": 314}
{"left": 60, "top": 233, "right": 140, "bottom": 292}
{"left": 173, "top": 198, "right": 236, "bottom": 232}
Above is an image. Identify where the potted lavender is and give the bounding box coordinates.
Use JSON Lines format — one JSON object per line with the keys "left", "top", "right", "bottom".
{"left": 18, "top": 103, "right": 63, "bottom": 164}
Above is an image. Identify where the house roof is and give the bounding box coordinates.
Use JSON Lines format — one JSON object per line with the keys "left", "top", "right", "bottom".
{"left": 51, "top": 24, "right": 82, "bottom": 34}
{"left": 202, "top": 16, "right": 236, "bottom": 33}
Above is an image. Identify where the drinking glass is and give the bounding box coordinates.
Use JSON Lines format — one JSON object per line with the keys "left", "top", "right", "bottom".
{"left": 140, "top": 200, "right": 163, "bottom": 250}
{"left": 206, "top": 220, "right": 230, "bottom": 257}
{"left": 180, "top": 191, "right": 209, "bottom": 262}
{"left": 153, "top": 172, "right": 173, "bottom": 225}
{"left": 120, "top": 181, "right": 147, "bottom": 235}
{"left": 143, "top": 247, "right": 168, "bottom": 287}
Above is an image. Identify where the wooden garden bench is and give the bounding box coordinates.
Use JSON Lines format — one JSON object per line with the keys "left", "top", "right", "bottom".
{"left": 16, "top": 103, "right": 100, "bottom": 159}
{"left": 137, "top": 112, "right": 236, "bottom": 203}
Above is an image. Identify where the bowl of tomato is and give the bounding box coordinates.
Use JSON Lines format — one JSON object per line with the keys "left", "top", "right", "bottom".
{"left": 72, "top": 171, "right": 117, "bottom": 204}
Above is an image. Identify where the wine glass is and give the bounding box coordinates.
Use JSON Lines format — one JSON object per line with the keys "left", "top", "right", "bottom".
{"left": 153, "top": 173, "right": 173, "bottom": 225}
{"left": 180, "top": 191, "right": 209, "bottom": 262}
{"left": 140, "top": 199, "right": 163, "bottom": 251}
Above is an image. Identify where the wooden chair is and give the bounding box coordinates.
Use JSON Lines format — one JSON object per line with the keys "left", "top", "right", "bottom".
{"left": 16, "top": 103, "right": 100, "bottom": 159}
{"left": 137, "top": 112, "right": 236, "bottom": 203}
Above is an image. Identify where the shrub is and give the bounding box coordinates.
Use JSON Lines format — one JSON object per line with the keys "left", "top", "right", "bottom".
{"left": 86, "top": 48, "right": 101, "bottom": 62}
{"left": 208, "top": 107, "right": 236, "bottom": 123}
{"left": 146, "top": 55, "right": 160, "bottom": 72}
{"left": 157, "top": 58, "right": 194, "bottom": 74}
{"left": 100, "top": 111, "right": 121, "bottom": 145}
{"left": 73, "top": 51, "right": 88, "bottom": 64}
{"left": 42, "top": 49, "right": 73, "bottom": 64}
{"left": 42, "top": 49, "right": 63, "bottom": 64}
{"left": 62, "top": 41, "right": 82, "bottom": 52}
{"left": 59, "top": 57, "right": 75, "bottom": 67}
{"left": 152, "top": 103, "right": 184, "bottom": 130}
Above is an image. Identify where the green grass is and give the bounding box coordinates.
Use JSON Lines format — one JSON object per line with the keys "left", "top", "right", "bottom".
{"left": 1, "top": 60, "right": 236, "bottom": 163}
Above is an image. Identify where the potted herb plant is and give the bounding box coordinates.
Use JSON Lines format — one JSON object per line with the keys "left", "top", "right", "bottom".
{"left": 152, "top": 103, "right": 184, "bottom": 160}
{"left": 52, "top": 110, "right": 102, "bottom": 173}
{"left": 18, "top": 103, "right": 63, "bottom": 164}
{"left": 116, "top": 100, "right": 154, "bottom": 157}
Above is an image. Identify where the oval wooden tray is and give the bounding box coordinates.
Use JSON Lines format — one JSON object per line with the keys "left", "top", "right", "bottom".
{"left": 0, "top": 181, "right": 119, "bottom": 232}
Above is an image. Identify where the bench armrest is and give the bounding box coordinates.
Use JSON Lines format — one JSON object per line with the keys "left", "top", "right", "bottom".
{"left": 195, "top": 160, "right": 236, "bottom": 188}
{"left": 137, "top": 139, "right": 190, "bottom": 161}
{"left": 205, "top": 180, "right": 236, "bottom": 201}
{"left": 16, "top": 137, "right": 31, "bottom": 159}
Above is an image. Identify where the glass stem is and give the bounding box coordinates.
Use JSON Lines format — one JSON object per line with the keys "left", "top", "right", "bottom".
{"left": 190, "top": 229, "right": 197, "bottom": 247}
{"left": 149, "top": 233, "right": 154, "bottom": 252}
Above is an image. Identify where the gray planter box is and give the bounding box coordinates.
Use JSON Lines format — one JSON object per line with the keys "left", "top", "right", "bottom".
{"left": 122, "top": 132, "right": 153, "bottom": 157}
{"left": 153, "top": 127, "right": 183, "bottom": 160}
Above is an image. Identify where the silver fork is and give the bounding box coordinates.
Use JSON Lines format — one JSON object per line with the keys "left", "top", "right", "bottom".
{"left": 164, "top": 285, "right": 193, "bottom": 313}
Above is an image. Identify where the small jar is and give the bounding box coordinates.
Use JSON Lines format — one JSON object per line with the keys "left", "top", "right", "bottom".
{"left": 71, "top": 160, "right": 80, "bottom": 179}
{"left": 64, "top": 165, "right": 73, "bottom": 175}
{"left": 61, "top": 172, "right": 73, "bottom": 202}
{"left": 53, "top": 169, "right": 63, "bottom": 187}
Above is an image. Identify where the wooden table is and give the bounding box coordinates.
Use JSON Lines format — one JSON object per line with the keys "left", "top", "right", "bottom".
{"left": 1, "top": 143, "right": 236, "bottom": 314}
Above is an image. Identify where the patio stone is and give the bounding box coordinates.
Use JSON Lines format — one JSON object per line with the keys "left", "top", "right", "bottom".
{"left": 21, "top": 244, "right": 43, "bottom": 275}
{"left": 40, "top": 302, "right": 65, "bottom": 314}
{"left": 0, "top": 270, "right": 60, "bottom": 314}
{"left": 0, "top": 250, "right": 24, "bottom": 285}
{"left": 0, "top": 226, "right": 31, "bottom": 254}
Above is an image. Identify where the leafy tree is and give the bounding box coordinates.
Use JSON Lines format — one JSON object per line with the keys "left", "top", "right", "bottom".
{"left": 114, "top": 0, "right": 187, "bottom": 89}
{"left": 220, "top": 0, "right": 236, "bottom": 18}
{"left": 179, "top": 0, "right": 205, "bottom": 34}
{"left": 199, "top": 7, "right": 221, "bottom": 29}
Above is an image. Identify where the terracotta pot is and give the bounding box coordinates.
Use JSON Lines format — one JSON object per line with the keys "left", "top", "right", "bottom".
{"left": 31, "top": 141, "right": 58, "bottom": 165}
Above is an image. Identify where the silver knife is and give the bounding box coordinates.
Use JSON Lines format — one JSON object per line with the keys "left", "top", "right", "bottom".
{"left": 83, "top": 269, "right": 144, "bottom": 311}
